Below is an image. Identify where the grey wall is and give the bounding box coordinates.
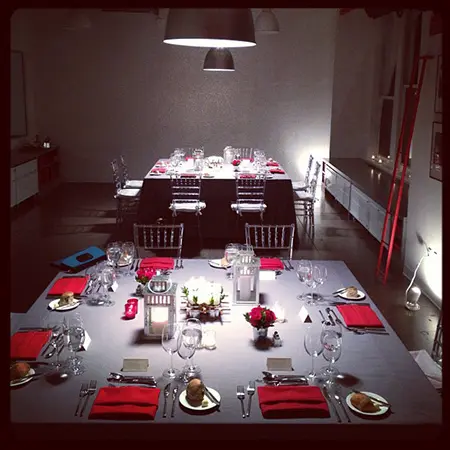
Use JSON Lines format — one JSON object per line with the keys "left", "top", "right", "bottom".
{"left": 16, "top": 8, "right": 337, "bottom": 183}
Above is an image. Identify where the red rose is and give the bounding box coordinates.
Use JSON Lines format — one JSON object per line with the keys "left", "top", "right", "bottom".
{"left": 249, "top": 306, "right": 262, "bottom": 322}
{"left": 232, "top": 159, "right": 241, "bottom": 166}
{"left": 265, "top": 309, "right": 277, "bottom": 324}
{"left": 250, "top": 318, "right": 260, "bottom": 328}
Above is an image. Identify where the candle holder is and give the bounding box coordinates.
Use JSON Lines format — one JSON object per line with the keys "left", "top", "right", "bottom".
{"left": 405, "top": 286, "right": 421, "bottom": 311}
{"left": 233, "top": 252, "right": 260, "bottom": 305}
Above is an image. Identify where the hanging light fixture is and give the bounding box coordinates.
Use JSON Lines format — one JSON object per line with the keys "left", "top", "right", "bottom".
{"left": 164, "top": 9, "right": 256, "bottom": 48}
{"left": 254, "top": 9, "right": 280, "bottom": 34}
{"left": 203, "top": 48, "right": 235, "bottom": 72}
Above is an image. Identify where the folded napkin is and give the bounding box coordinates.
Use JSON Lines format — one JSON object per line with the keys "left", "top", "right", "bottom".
{"left": 89, "top": 386, "right": 161, "bottom": 420}
{"left": 151, "top": 168, "right": 167, "bottom": 173}
{"left": 239, "top": 174, "right": 256, "bottom": 179}
{"left": 260, "top": 258, "right": 284, "bottom": 270}
{"left": 270, "top": 168, "right": 285, "bottom": 174}
{"left": 337, "top": 304, "right": 383, "bottom": 328}
{"left": 11, "top": 330, "right": 52, "bottom": 360}
{"left": 258, "top": 385, "right": 330, "bottom": 419}
{"left": 185, "top": 156, "right": 193, "bottom": 160}
{"left": 241, "top": 157, "right": 254, "bottom": 162}
{"left": 140, "top": 257, "right": 175, "bottom": 270}
{"left": 266, "top": 161, "right": 279, "bottom": 166}
{"left": 180, "top": 173, "right": 197, "bottom": 178}
{"left": 47, "top": 276, "right": 89, "bottom": 296}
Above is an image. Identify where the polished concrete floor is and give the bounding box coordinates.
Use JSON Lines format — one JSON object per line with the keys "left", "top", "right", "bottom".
{"left": 10, "top": 182, "right": 440, "bottom": 354}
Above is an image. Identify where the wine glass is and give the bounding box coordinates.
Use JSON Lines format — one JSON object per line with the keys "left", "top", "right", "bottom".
{"left": 177, "top": 342, "right": 196, "bottom": 384}
{"left": 100, "top": 267, "right": 116, "bottom": 307}
{"left": 304, "top": 324, "right": 324, "bottom": 384}
{"left": 224, "top": 243, "right": 242, "bottom": 279}
{"left": 65, "top": 313, "right": 85, "bottom": 376}
{"left": 181, "top": 318, "right": 203, "bottom": 376}
{"left": 106, "top": 241, "right": 122, "bottom": 271}
{"left": 121, "top": 241, "right": 136, "bottom": 276}
{"left": 311, "top": 264, "right": 328, "bottom": 302}
{"left": 46, "top": 318, "right": 64, "bottom": 369}
{"left": 319, "top": 322, "right": 343, "bottom": 384}
{"left": 296, "top": 259, "right": 313, "bottom": 301}
{"left": 161, "top": 323, "right": 181, "bottom": 379}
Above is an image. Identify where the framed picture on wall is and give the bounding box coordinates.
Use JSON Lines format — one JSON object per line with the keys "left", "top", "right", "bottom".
{"left": 434, "top": 54, "right": 442, "bottom": 114}
{"left": 429, "top": 121, "right": 442, "bottom": 182}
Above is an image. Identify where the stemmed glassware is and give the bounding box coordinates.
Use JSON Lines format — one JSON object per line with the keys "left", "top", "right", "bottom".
{"left": 65, "top": 313, "right": 85, "bottom": 376}
{"left": 224, "top": 243, "right": 243, "bottom": 279}
{"left": 311, "top": 264, "right": 328, "bottom": 302}
{"left": 303, "top": 324, "right": 324, "bottom": 384}
{"left": 318, "top": 322, "right": 343, "bottom": 384}
{"left": 46, "top": 318, "right": 64, "bottom": 369}
{"left": 177, "top": 342, "right": 196, "bottom": 384}
{"left": 100, "top": 267, "right": 116, "bottom": 307}
{"left": 161, "top": 323, "right": 181, "bottom": 379}
{"left": 106, "top": 241, "right": 122, "bottom": 271}
{"left": 181, "top": 318, "right": 203, "bottom": 377}
{"left": 121, "top": 241, "right": 136, "bottom": 276}
{"left": 296, "top": 259, "right": 313, "bottom": 301}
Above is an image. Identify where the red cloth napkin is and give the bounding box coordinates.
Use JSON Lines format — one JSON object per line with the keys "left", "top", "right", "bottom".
{"left": 266, "top": 161, "right": 279, "bottom": 166}
{"left": 260, "top": 258, "right": 284, "bottom": 270}
{"left": 270, "top": 168, "right": 285, "bottom": 174}
{"left": 242, "top": 157, "right": 254, "bottom": 162}
{"left": 47, "top": 276, "right": 89, "bottom": 296}
{"left": 337, "top": 304, "right": 383, "bottom": 328}
{"left": 140, "top": 257, "right": 175, "bottom": 270}
{"left": 10, "top": 330, "right": 52, "bottom": 360}
{"left": 151, "top": 167, "right": 167, "bottom": 173}
{"left": 180, "top": 173, "right": 197, "bottom": 178}
{"left": 239, "top": 174, "right": 256, "bottom": 179}
{"left": 89, "top": 386, "right": 161, "bottom": 420}
{"left": 185, "top": 156, "right": 193, "bottom": 160}
{"left": 258, "top": 385, "right": 330, "bottom": 419}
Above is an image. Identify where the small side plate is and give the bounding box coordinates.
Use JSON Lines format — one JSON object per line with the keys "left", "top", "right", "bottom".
{"left": 337, "top": 289, "right": 366, "bottom": 300}
{"left": 10, "top": 368, "right": 35, "bottom": 387}
{"left": 346, "top": 391, "right": 389, "bottom": 416}
{"left": 48, "top": 299, "right": 81, "bottom": 311}
{"left": 208, "top": 259, "right": 230, "bottom": 269}
{"left": 179, "top": 387, "right": 221, "bottom": 411}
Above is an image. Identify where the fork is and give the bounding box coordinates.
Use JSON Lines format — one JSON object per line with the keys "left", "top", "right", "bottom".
{"left": 74, "top": 382, "right": 88, "bottom": 416}
{"left": 80, "top": 380, "right": 97, "bottom": 417}
{"left": 246, "top": 381, "right": 256, "bottom": 417}
{"left": 333, "top": 392, "right": 351, "bottom": 423}
{"left": 237, "top": 385, "right": 246, "bottom": 418}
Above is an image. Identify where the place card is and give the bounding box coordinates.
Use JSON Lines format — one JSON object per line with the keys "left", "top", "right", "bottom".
{"left": 298, "top": 306, "right": 312, "bottom": 323}
{"left": 122, "top": 358, "right": 149, "bottom": 372}
{"left": 110, "top": 281, "right": 119, "bottom": 292}
{"left": 267, "top": 357, "right": 293, "bottom": 371}
{"left": 259, "top": 271, "right": 276, "bottom": 281}
{"left": 80, "top": 330, "right": 92, "bottom": 351}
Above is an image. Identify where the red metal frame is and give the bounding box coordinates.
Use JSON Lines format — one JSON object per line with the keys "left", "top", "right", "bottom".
{"left": 376, "top": 55, "right": 432, "bottom": 283}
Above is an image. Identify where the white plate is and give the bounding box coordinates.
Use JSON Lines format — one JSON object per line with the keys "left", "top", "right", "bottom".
{"left": 48, "top": 299, "right": 81, "bottom": 311}
{"left": 179, "top": 387, "right": 221, "bottom": 411}
{"left": 208, "top": 259, "right": 229, "bottom": 269}
{"left": 10, "top": 368, "right": 35, "bottom": 387}
{"left": 346, "top": 391, "right": 390, "bottom": 416}
{"left": 337, "top": 289, "right": 366, "bottom": 300}
{"left": 203, "top": 173, "right": 214, "bottom": 178}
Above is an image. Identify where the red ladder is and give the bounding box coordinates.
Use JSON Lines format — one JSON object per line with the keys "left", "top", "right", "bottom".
{"left": 376, "top": 54, "right": 432, "bottom": 284}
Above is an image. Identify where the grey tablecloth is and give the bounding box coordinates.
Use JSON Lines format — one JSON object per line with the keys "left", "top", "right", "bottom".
{"left": 10, "top": 260, "right": 442, "bottom": 440}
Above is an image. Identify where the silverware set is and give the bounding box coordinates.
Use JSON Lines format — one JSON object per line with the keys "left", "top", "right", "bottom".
{"left": 236, "top": 385, "right": 246, "bottom": 418}
{"left": 236, "top": 381, "right": 256, "bottom": 418}
{"left": 162, "top": 383, "right": 179, "bottom": 418}
{"left": 282, "top": 260, "right": 294, "bottom": 271}
{"left": 175, "top": 259, "right": 184, "bottom": 269}
{"left": 76, "top": 380, "right": 97, "bottom": 417}
{"left": 322, "top": 384, "right": 350, "bottom": 423}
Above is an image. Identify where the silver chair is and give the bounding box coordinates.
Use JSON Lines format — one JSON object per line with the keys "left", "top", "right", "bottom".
{"left": 120, "top": 155, "right": 143, "bottom": 189}
{"left": 231, "top": 173, "right": 267, "bottom": 222}
{"left": 225, "top": 146, "right": 256, "bottom": 160}
{"left": 111, "top": 159, "right": 140, "bottom": 225}
{"left": 292, "top": 154, "right": 314, "bottom": 191}
{"left": 294, "top": 162, "right": 320, "bottom": 222}
{"left": 133, "top": 223, "right": 184, "bottom": 267}
{"left": 245, "top": 223, "right": 295, "bottom": 262}
{"left": 169, "top": 174, "right": 206, "bottom": 217}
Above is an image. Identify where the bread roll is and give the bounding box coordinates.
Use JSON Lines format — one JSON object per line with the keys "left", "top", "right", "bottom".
{"left": 186, "top": 378, "right": 205, "bottom": 406}
{"left": 10, "top": 362, "right": 31, "bottom": 381}
{"left": 346, "top": 286, "right": 359, "bottom": 298}
{"left": 350, "top": 392, "right": 381, "bottom": 413}
{"left": 59, "top": 291, "right": 75, "bottom": 307}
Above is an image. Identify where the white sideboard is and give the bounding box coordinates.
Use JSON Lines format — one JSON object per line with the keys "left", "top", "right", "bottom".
{"left": 11, "top": 159, "right": 39, "bottom": 207}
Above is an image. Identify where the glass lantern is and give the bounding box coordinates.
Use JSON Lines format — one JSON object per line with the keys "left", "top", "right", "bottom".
{"left": 223, "top": 146, "right": 235, "bottom": 164}
{"left": 143, "top": 276, "right": 177, "bottom": 339}
{"left": 233, "top": 253, "right": 260, "bottom": 305}
{"left": 193, "top": 148, "right": 204, "bottom": 171}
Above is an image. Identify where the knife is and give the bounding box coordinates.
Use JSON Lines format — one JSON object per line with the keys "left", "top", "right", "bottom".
{"left": 42, "top": 333, "right": 61, "bottom": 356}
{"left": 325, "top": 307, "right": 335, "bottom": 326}
{"left": 319, "top": 310, "right": 327, "bottom": 324}
{"left": 322, "top": 385, "right": 342, "bottom": 423}
{"left": 204, "top": 386, "right": 221, "bottom": 410}
{"left": 170, "top": 386, "right": 178, "bottom": 417}
{"left": 162, "top": 383, "right": 171, "bottom": 418}
{"left": 17, "top": 327, "right": 51, "bottom": 332}
{"left": 332, "top": 287, "right": 348, "bottom": 295}
{"left": 45, "top": 335, "right": 64, "bottom": 358}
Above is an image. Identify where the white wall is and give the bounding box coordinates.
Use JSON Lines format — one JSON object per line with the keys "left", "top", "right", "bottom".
{"left": 403, "top": 12, "right": 442, "bottom": 308}
{"left": 10, "top": 9, "right": 38, "bottom": 150}
{"left": 20, "top": 8, "right": 337, "bottom": 182}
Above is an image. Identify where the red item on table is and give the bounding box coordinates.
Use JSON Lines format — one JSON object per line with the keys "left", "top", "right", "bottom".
{"left": 124, "top": 303, "right": 136, "bottom": 320}
{"left": 336, "top": 305, "right": 383, "bottom": 328}
{"left": 257, "top": 385, "right": 330, "bottom": 419}
{"left": 242, "top": 157, "right": 254, "bottom": 162}
{"left": 127, "top": 298, "right": 138, "bottom": 314}
{"left": 10, "top": 330, "right": 52, "bottom": 360}
{"left": 266, "top": 161, "right": 279, "bottom": 166}
{"left": 151, "top": 168, "right": 167, "bottom": 174}
{"left": 180, "top": 173, "right": 197, "bottom": 178}
{"left": 185, "top": 156, "right": 193, "bottom": 160}
{"left": 89, "top": 386, "right": 161, "bottom": 420}
{"left": 139, "top": 257, "right": 175, "bottom": 270}
{"left": 47, "top": 276, "right": 89, "bottom": 296}
{"left": 270, "top": 168, "right": 285, "bottom": 174}
{"left": 239, "top": 174, "right": 256, "bottom": 179}
{"left": 260, "top": 258, "right": 284, "bottom": 270}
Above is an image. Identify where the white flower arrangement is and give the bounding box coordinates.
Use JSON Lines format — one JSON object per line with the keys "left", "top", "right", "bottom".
{"left": 181, "top": 277, "right": 225, "bottom": 308}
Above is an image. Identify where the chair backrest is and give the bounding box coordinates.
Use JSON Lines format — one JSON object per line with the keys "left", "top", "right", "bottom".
{"left": 111, "top": 159, "right": 122, "bottom": 194}
{"left": 226, "top": 146, "right": 256, "bottom": 160}
{"left": 170, "top": 174, "right": 202, "bottom": 205}
{"left": 431, "top": 312, "right": 442, "bottom": 367}
{"left": 119, "top": 155, "right": 130, "bottom": 184}
{"left": 304, "top": 154, "right": 314, "bottom": 184}
{"left": 245, "top": 223, "right": 295, "bottom": 260}
{"left": 133, "top": 223, "right": 184, "bottom": 262}
{"left": 312, "top": 161, "right": 321, "bottom": 182}
{"left": 235, "top": 174, "right": 266, "bottom": 206}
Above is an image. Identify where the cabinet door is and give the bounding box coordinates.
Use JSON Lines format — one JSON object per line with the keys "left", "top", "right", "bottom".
{"left": 324, "top": 165, "right": 336, "bottom": 195}
{"left": 16, "top": 171, "right": 38, "bottom": 204}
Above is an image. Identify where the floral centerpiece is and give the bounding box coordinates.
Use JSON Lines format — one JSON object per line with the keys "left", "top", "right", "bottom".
{"left": 135, "top": 268, "right": 156, "bottom": 295}
{"left": 232, "top": 159, "right": 241, "bottom": 166}
{"left": 244, "top": 305, "right": 277, "bottom": 340}
{"left": 181, "top": 276, "right": 226, "bottom": 318}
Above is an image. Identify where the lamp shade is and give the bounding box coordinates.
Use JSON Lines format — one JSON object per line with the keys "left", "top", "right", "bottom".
{"left": 254, "top": 9, "right": 280, "bottom": 34}
{"left": 164, "top": 8, "right": 256, "bottom": 48}
{"left": 203, "top": 48, "right": 235, "bottom": 71}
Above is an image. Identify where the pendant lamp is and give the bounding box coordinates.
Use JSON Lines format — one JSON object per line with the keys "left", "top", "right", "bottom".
{"left": 164, "top": 9, "right": 256, "bottom": 48}
{"left": 254, "top": 9, "right": 280, "bottom": 34}
{"left": 203, "top": 48, "right": 235, "bottom": 71}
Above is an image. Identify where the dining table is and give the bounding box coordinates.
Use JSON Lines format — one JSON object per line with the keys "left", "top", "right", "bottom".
{"left": 10, "top": 259, "right": 442, "bottom": 440}
{"left": 136, "top": 159, "right": 298, "bottom": 243}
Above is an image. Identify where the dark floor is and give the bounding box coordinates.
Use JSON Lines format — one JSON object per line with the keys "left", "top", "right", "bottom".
{"left": 10, "top": 182, "right": 440, "bottom": 353}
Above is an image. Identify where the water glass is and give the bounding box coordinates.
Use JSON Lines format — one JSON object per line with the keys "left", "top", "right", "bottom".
{"left": 66, "top": 313, "right": 85, "bottom": 376}
{"left": 296, "top": 259, "right": 313, "bottom": 301}
{"left": 304, "top": 325, "right": 324, "bottom": 384}
{"left": 311, "top": 264, "right": 328, "bottom": 302}
{"left": 319, "top": 322, "right": 343, "bottom": 383}
{"left": 224, "top": 243, "right": 242, "bottom": 279}
{"left": 161, "top": 323, "right": 181, "bottom": 379}
{"left": 177, "top": 343, "right": 196, "bottom": 383}
{"left": 121, "top": 241, "right": 136, "bottom": 276}
{"left": 100, "top": 267, "right": 116, "bottom": 307}
{"left": 181, "top": 318, "right": 203, "bottom": 376}
{"left": 106, "top": 241, "right": 122, "bottom": 270}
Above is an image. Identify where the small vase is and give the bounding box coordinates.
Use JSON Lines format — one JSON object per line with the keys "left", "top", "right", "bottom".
{"left": 253, "top": 327, "right": 268, "bottom": 341}
{"left": 135, "top": 284, "right": 144, "bottom": 297}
